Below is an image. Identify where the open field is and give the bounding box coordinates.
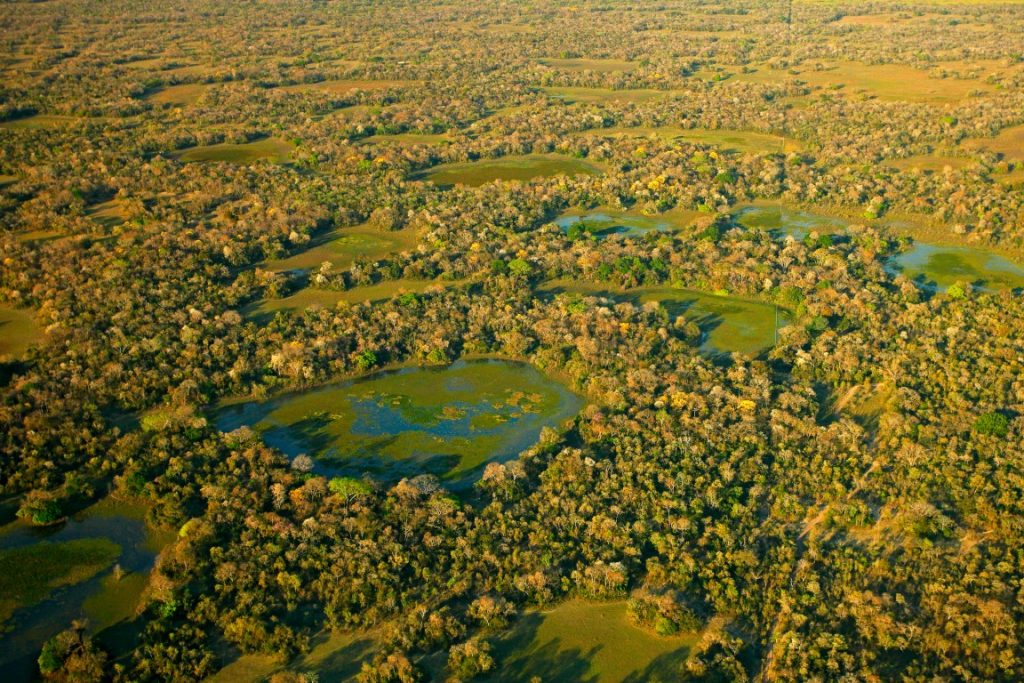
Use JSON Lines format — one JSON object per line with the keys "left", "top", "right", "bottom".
{"left": 244, "top": 279, "right": 467, "bottom": 320}
{"left": 732, "top": 60, "right": 990, "bottom": 103}
{"left": 539, "top": 58, "right": 637, "bottom": 72}
{"left": 575, "top": 126, "right": 801, "bottom": 153}
{"left": 0, "top": 307, "right": 40, "bottom": 359}
{"left": 485, "top": 600, "right": 698, "bottom": 683}
{"left": 539, "top": 281, "right": 783, "bottom": 356}
{"left": 543, "top": 86, "right": 671, "bottom": 104}
{"left": 416, "top": 154, "right": 603, "bottom": 187}
{"left": 0, "top": 115, "right": 80, "bottom": 130}
{"left": 279, "top": 79, "right": 416, "bottom": 95}
{"left": 146, "top": 83, "right": 211, "bottom": 105}
{"left": 264, "top": 226, "right": 419, "bottom": 273}
{"left": 174, "top": 137, "right": 293, "bottom": 164}
{"left": 963, "top": 124, "right": 1024, "bottom": 160}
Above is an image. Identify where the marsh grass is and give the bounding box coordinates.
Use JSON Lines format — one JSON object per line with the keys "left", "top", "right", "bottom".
{"left": 416, "top": 154, "right": 603, "bottom": 187}
{"left": 0, "top": 539, "right": 120, "bottom": 625}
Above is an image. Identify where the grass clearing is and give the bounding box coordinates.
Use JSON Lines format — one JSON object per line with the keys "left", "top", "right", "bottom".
{"left": 539, "top": 58, "right": 637, "bottom": 72}
{"left": 416, "top": 154, "right": 602, "bottom": 187}
{"left": 0, "top": 306, "right": 40, "bottom": 359}
{"left": 265, "top": 226, "right": 419, "bottom": 273}
{"left": 146, "top": 83, "right": 210, "bottom": 106}
{"left": 280, "top": 79, "right": 415, "bottom": 96}
{"left": 543, "top": 86, "right": 669, "bottom": 104}
{"left": 576, "top": 126, "right": 800, "bottom": 153}
{"left": 0, "top": 538, "right": 120, "bottom": 625}
{"left": 174, "top": 137, "right": 293, "bottom": 164}
{"left": 0, "top": 115, "right": 79, "bottom": 130}
{"left": 732, "top": 60, "right": 990, "bottom": 104}
{"left": 358, "top": 132, "right": 451, "bottom": 146}
{"left": 963, "top": 124, "right": 1024, "bottom": 160}
{"left": 245, "top": 279, "right": 467, "bottom": 321}
{"left": 485, "top": 600, "right": 697, "bottom": 683}
{"left": 205, "top": 631, "right": 375, "bottom": 682}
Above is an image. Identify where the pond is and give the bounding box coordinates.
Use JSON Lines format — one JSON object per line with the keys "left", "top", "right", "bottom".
{"left": 555, "top": 210, "right": 677, "bottom": 238}
{"left": 415, "top": 154, "right": 602, "bottom": 187}
{"left": 0, "top": 498, "right": 174, "bottom": 683}
{"left": 540, "top": 282, "right": 784, "bottom": 356}
{"left": 214, "top": 360, "right": 583, "bottom": 485}
{"left": 733, "top": 205, "right": 847, "bottom": 240}
{"left": 886, "top": 242, "right": 1024, "bottom": 292}
{"left": 735, "top": 205, "right": 1024, "bottom": 293}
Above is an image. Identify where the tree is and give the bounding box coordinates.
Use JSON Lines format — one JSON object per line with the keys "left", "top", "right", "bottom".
{"left": 974, "top": 411, "right": 1009, "bottom": 437}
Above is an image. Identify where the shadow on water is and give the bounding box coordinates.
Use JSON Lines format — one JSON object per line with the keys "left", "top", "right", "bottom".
{"left": 0, "top": 503, "right": 167, "bottom": 683}
{"left": 214, "top": 360, "right": 583, "bottom": 488}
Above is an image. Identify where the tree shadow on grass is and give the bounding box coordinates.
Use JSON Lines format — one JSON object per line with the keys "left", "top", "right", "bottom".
{"left": 293, "top": 634, "right": 377, "bottom": 682}
{"left": 486, "top": 613, "right": 600, "bottom": 683}
{"left": 621, "top": 645, "right": 691, "bottom": 683}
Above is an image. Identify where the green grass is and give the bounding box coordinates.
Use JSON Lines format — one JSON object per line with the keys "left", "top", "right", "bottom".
{"left": 82, "top": 571, "right": 149, "bottom": 632}
{"left": 264, "top": 227, "right": 419, "bottom": 273}
{"left": 280, "top": 79, "right": 415, "bottom": 95}
{"left": 0, "top": 115, "right": 79, "bottom": 130}
{"left": 358, "top": 133, "right": 451, "bottom": 146}
{"left": 485, "top": 600, "right": 697, "bottom": 683}
{"left": 174, "top": 138, "right": 293, "bottom": 164}
{"left": 205, "top": 631, "right": 375, "bottom": 682}
{"left": 244, "top": 279, "right": 459, "bottom": 320}
{"left": 417, "top": 154, "right": 602, "bottom": 187}
{"left": 576, "top": 126, "right": 801, "bottom": 153}
{"left": 146, "top": 83, "right": 210, "bottom": 105}
{"left": 543, "top": 87, "right": 669, "bottom": 104}
{"left": 0, "top": 538, "right": 121, "bottom": 625}
{"left": 0, "top": 306, "right": 40, "bottom": 359}
{"left": 540, "top": 281, "right": 782, "bottom": 356}
{"left": 539, "top": 58, "right": 637, "bottom": 72}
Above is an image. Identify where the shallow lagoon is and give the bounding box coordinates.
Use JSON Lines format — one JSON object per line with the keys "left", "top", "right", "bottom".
{"left": 555, "top": 210, "right": 676, "bottom": 238}
{"left": 887, "top": 242, "right": 1024, "bottom": 292}
{"left": 0, "top": 499, "right": 173, "bottom": 682}
{"left": 417, "top": 154, "right": 602, "bottom": 187}
{"left": 734, "top": 206, "right": 1024, "bottom": 292}
{"left": 733, "top": 205, "right": 847, "bottom": 240}
{"left": 215, "top": 360, "right": 582, "bottom": 485}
